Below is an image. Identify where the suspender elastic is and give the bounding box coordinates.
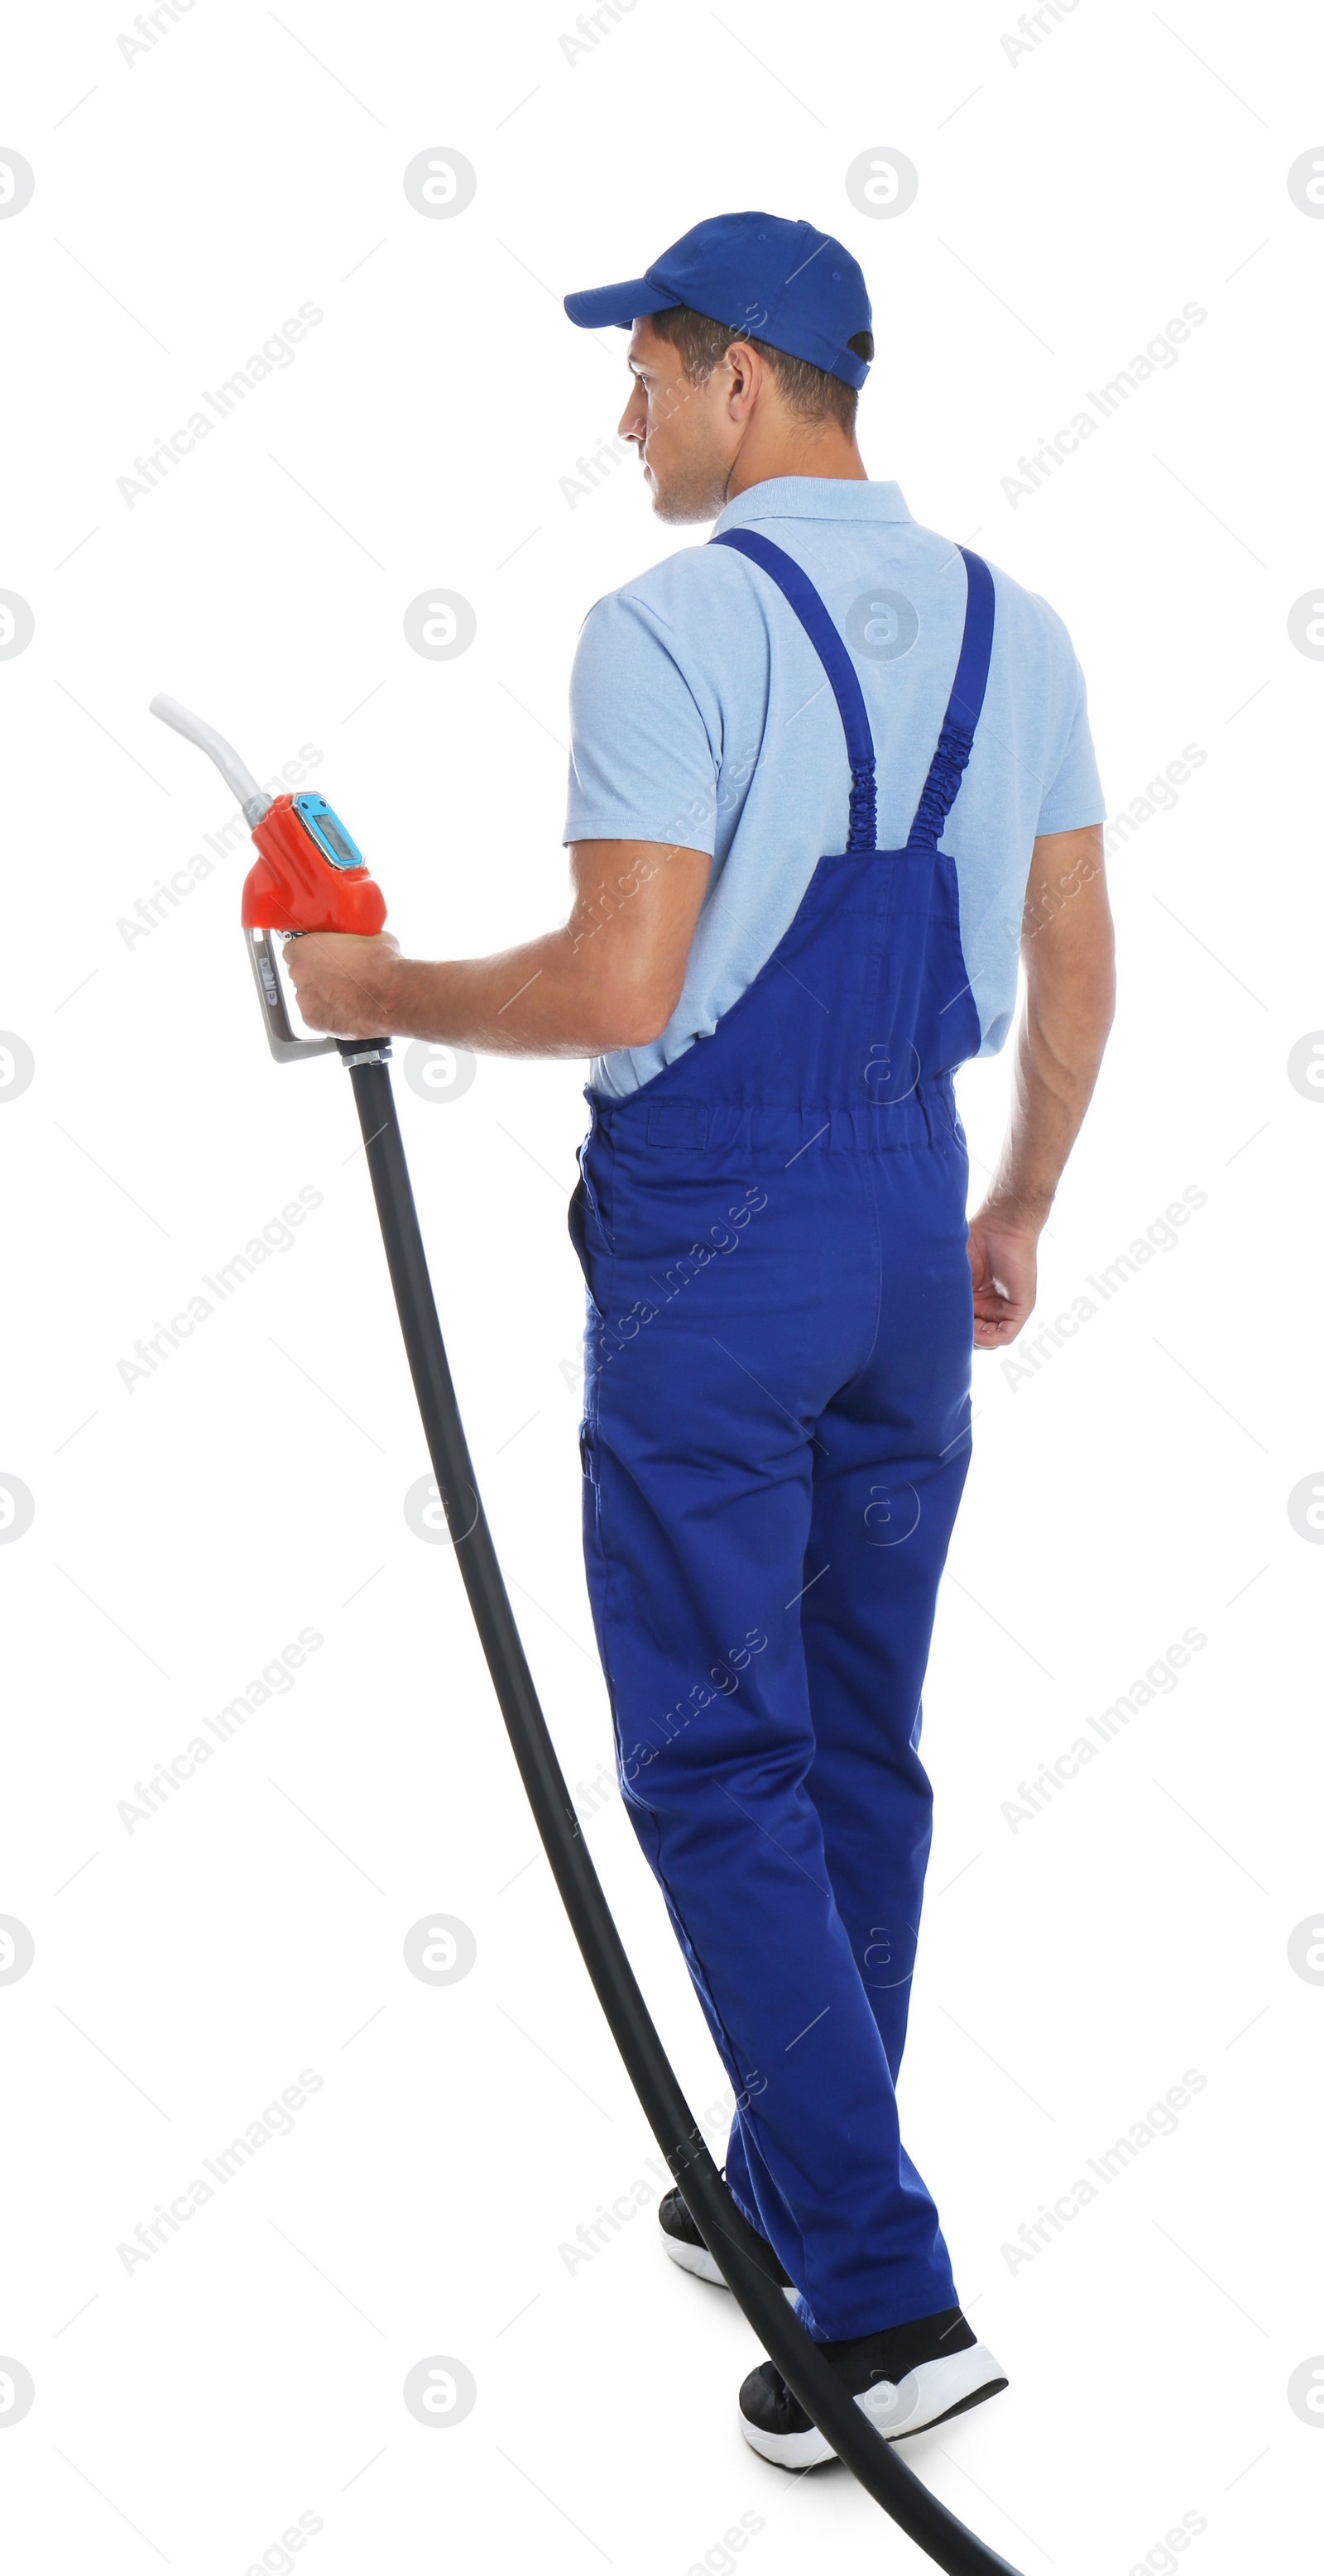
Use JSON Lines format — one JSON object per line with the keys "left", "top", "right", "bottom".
{"left": 710, "top": 528, "right": 995, "bottom": 855}
{"left": 909, "top": 548, "right": 994, "bottom": 849}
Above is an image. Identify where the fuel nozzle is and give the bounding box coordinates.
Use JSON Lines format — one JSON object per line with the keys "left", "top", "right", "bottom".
{"left": 148, "top": 691, "right": 386, "bottom": 1065}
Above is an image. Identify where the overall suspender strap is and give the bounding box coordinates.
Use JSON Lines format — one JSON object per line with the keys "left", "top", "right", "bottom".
{"left": 908, "top": 546, "right": 995, "bottom": 847}
{"left": 712, "top": 527, "right": 996, "bottom": 854}
{"left": 711, "top": 527, "right": 879, "bottom": 852}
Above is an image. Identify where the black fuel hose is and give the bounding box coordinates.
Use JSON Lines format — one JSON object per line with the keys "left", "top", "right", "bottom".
{"left": 342, "top": 1046, "right": 1024, "bottom": 2576}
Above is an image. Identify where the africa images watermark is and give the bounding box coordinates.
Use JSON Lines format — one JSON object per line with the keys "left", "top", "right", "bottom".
{"left": 1000, "top": 2068, "right": 1208, "bottom": 2273}
{"left": 559, "top": 0, "right": 642, "bottom": 69}
{"left": 618, "top": 1626, "right": 770, "bottom": 1788}
{"left": 116, "top": 1629, "right": 324, "bottom": 1834}
{"left": 115, "top": 1187, "right": 324, "bottom": 1392}
{"left": 1000, "top": 303, "right": 1207, "bottom": 509}
{"left": 586, "top": 1183, "right": 771, "bottom": 1380}
{"left": 116, "top": 2069, "right": 324, "bottom": 2276}
{"left": 560, "top": 429, "right": 634, "bottom": 509}
{"left": 1000, "top": 1185, "right": 1207, "bottom": 1393}
{"left": 683, "top": 2511, "right": 766, "bottom": 2576}
{"left": 1102, "top": 743, "right": 1207, "bottom": 855}
{"left": 1000, "top": 0, "right": 1087, "bottom": 68}
{"left": 117, "top": 745, "right": 324, "bottom": 950}
{"left": 1000, "top": 1624, "right": 1208, "bottom": 1833}
{"left": 568, "top": 739, "right": 760, "bottom": 962}
{"left": 242, "top": 2511, "right": 324, "bottom": 2576}
{"left": 559, "top": 2076, "right": 766, "bottom": 2276}
{"left": 116, "top": 0, "right": 203, "bottom": 69}
{"left": 1125, "top": 2514, "right": 1208, "bottom": 2576}
{"left": 115, "top": 304, "right": 324, "bottom": 509}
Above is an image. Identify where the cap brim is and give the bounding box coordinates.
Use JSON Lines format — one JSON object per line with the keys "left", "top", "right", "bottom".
{"left": 563, "top": 276, "right": 680, "bottom": 330}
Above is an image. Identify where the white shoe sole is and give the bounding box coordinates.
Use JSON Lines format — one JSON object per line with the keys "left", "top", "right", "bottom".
{"left": 662, "top": 2231, "right": 726, "bottom": 2286}
{"left": 663, "top": 2231, "right": 799, "bottom": 2300}
{"left": 740, "top": 2341, "right": 1009, "bottom": 2468}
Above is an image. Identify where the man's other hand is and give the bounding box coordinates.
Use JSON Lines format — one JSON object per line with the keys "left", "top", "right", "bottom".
{"left": 967, "top": 1212, "right": 1038, "bottom": 1348}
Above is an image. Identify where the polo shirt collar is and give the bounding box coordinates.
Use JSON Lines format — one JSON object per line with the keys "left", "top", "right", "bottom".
{"left": 714, "top": 476, "right": 913, "bottom": 533}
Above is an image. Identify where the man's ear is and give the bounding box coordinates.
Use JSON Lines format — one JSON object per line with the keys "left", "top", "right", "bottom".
{"left": 722, "top": 339, "right": 765, "bottom": 422}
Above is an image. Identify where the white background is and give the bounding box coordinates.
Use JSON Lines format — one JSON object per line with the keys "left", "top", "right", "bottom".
{"left": 2, "top": 3, "right": 1322, "bottom": 2571}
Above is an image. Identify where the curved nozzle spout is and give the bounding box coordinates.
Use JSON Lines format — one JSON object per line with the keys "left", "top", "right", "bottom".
{"left": 149, "top": 693, "right": 272, "bottom": 826}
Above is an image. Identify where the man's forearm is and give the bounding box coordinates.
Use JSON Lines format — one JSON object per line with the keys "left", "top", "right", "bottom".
{"left": 966, "top": 826, "right": 1113, "bottom": 1348}
{"left": 982, "top": 971, "right": 1115, "bottom": 1227}
{"left": 384, "top": 929, "right": 646, "bottom": 1057}
{"left": 285, "top": 923, "right": 652, "bottom": 1056}
{"left": 282, "top": 839, "right": 712, "bottom": 1053}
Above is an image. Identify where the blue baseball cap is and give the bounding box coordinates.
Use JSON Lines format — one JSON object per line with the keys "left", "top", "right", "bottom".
{"left": 564, "top": 211, "right": 873, "bottom": 391}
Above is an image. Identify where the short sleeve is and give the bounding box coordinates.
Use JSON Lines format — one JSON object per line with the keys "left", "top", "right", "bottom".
{"left": 1035, "top": 658, "right": 1106, "bottom": 836}
{"left": 564, "top": 591, "right": 719, "bottom": 854}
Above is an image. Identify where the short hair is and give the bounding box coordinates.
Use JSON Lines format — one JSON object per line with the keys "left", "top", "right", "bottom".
{"left": 648, "top": 305, "right": 872, "bottom": 435}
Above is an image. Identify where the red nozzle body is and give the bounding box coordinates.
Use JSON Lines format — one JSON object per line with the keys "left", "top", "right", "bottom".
{"left": 242, "top": 795, "right": 387, "bottom": 936}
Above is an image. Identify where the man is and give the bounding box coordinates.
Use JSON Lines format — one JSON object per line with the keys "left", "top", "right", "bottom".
{"left": 285, "top": 211, "right": 1115, "bottom": 2468}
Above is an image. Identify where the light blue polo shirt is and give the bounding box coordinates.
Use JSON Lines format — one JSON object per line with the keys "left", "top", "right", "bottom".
{"left": 564, "top": 477, "right": 1105, "bottom": 1099}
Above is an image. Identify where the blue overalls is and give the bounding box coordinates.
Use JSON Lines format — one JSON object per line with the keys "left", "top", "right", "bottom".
{"left": 568, "top": 529, "right": 995, "bottom": 2341}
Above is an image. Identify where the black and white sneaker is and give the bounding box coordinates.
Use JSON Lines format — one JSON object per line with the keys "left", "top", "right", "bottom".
{"left": 739, "top": 2307, "right": 1008, "bottom": 2468}
{"left": 659, "top": 2184, "right": 794, "bottom": 2292}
